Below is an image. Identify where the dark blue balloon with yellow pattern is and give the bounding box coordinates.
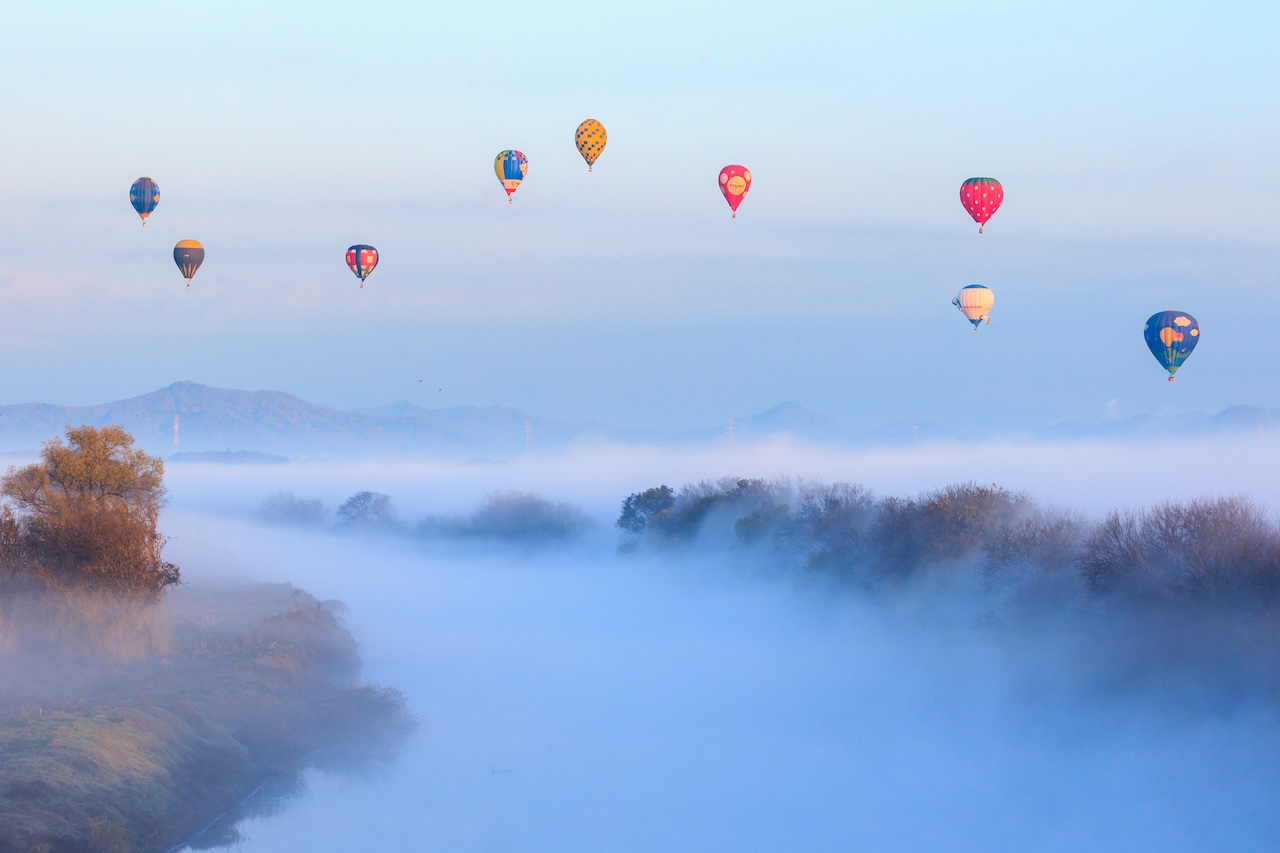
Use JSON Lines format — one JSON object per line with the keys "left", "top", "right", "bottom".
{"left": 130, "top": 177, "right": 160, "bottom": 225}
{"left": 1144, "top": 311, "right": 1199, "bottom": 381}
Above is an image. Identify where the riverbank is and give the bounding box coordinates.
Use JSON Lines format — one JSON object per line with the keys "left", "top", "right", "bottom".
{"left": 0, "top": 583, "right": 413, "bottom": 852}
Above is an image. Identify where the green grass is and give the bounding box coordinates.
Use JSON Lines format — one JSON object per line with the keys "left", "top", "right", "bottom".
{"left": 0, "top": 583, "right": 413, "bottom": 852}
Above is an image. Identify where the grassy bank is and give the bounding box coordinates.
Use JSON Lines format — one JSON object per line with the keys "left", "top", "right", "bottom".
{"left": 0, "top": 583, "right": 413, "bottom": 852}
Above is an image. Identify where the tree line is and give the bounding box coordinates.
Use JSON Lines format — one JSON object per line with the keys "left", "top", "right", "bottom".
{"left": 617, "top": 477, "right": 1280, "bottom": 612}
{"left": 262, "top": 488, "right": 592, "bottom": 542}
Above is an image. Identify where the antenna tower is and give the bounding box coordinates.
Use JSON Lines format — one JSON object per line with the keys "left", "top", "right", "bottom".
{"left": 524, "top": 420, "right": 532, "bottom": 451}
{"left": 726, "top": 418, "right": 735, "bottom": 447}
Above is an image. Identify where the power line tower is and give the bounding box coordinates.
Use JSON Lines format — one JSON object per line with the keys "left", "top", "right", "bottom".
{"left": 726, "top": 418, "right": 735, "bottom": 447}
{"left": 173, "top": 415, "right": 180, "bottom": 453}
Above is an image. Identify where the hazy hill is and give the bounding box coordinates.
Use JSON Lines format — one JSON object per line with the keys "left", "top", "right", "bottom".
{"left": 0, "top": 382, "right": 1274, "bottom": 458}
{"left": 0, "top": 382, "right": 465, "bottom": 457}
{"left": 353, "top": 401, "right": 585, "bottom": 454}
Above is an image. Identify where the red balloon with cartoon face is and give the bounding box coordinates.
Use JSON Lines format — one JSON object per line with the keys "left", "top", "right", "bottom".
{"left": 719, "top": 165, "right": 752, "bottom": 218}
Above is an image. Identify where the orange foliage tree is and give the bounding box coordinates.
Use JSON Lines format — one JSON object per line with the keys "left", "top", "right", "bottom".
{"left": 0, "top": 425, "right": 179, "bottom": 601}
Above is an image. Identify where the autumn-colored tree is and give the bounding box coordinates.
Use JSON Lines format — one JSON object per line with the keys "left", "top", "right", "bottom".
{"left": 1, "top": 425, "right": 179, "bottom": 601}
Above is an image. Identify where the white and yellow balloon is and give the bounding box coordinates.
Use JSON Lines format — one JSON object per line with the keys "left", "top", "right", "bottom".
{"left": 953, "top": 284, "right": 994, "bottom": 333}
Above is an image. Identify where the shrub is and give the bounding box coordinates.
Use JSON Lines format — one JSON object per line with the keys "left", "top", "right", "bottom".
{"left": 260, "top": 491, "right": 327, "bottom": 526}
{"left": 1080, "top": 496, "right": 1280, "bottom": 606}
{"left": 421, "top": 491, "right": 591, "bottom": 542}
{"left": 88, "top": 816, "right": 133, "bottom": 853}
{"left": 986, "top": 508, "right": 1090, "bottom": 581}
{"left": 792, "top": 482, "right": 876, "bottom": 575}
{"left": 866, "top": 482, "right": 1030, "bottom": 578}
{"left": 644, "top": 477, "right": 793, "bottom": 543}
{"left": 617, "top": 486, "right": 675, "bottom": 534}
{"left": 337, "top": 491, "right": 395, "bottom": 528}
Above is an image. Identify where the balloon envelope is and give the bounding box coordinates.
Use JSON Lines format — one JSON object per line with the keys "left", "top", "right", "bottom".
{"left": 575, "top": 119, "right": 607, "bottom": 170}
{"left": 494, "top": 150, "right": 528, "bottom": 199}
{"left": 130, "top": 177, "right": 160, "bottom": 225}
{"left": 1144, "top": 311, "right": 1200, "bottom": 380}
{"left": 952, "top": 284, "right": 994, "bottom": 332}
{"left": 959, "top": 177, "right": 1003, "bottom": 233}
{"left": 719, "top": 165, "right": 751, "bottom": 217}
{"left": 346, "top": 244, "right": 379, "bottom": 286}
{"left": 173, "top": 240, "right": 204, "bottom": 285}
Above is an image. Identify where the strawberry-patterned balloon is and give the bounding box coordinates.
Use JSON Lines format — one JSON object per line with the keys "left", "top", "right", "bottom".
{"left": 959, "top": 177, "right": 1003, "bottom": 233}
{"left": 719, "top": 165, "right": 751, "bottom": 218}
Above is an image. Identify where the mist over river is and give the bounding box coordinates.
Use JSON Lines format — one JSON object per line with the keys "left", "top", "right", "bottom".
{"left": 159, "top": 440, "right": 1280, "bottom": 851}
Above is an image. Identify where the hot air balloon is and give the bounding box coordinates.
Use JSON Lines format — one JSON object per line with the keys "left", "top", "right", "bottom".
{"left": 719, "top": 165, "right": 751, "bottom": 218}
{"left": 1144, "top": 311, "right": 1200, "bottom": 381}
{"left": 173, "top": 240, "right": 204, "bottom": 287}
{"left": 575, "top": 119, "right": 607, "bottom": 171}
{"left": 346, "top": 244, "right": 378, "bottom": 287}
{"left": 952, "top": 284, "right": 994, "bottom": 333}
{"left": 130, "top": 177, "right": 160, "bottom": 225}
{"left": 959, "top": 177, "right": 1003, "bottom": 233}
{"left": 495, "top": 150, "right": 528, "bottom": 202}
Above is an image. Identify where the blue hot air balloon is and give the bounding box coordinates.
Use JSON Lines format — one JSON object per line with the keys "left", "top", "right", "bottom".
{"left": 130, "top": 177, "right": 160, "bottom": 225}
{"left": 494, "top": 150, "right": 528, "bottom": 202}
{"left": 173, "top": 240, "right": 204, "bottom": 287}
{"left": 1144, "top": 311, "right": 1200, "bottom": 381}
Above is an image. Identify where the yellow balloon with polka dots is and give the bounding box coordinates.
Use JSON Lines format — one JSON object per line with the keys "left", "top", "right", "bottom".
{"left": 575, "top": 119, "right": 607, "bottom": 171}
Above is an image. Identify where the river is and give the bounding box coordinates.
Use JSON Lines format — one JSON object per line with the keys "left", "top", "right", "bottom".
{"left": 157, "top": 509, "right": 1280, "bottom": 852}
{"left": 154, "top": 444, "right": 1280, "bottom": 851}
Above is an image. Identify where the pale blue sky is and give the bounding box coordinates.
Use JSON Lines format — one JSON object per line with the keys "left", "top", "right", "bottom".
{"left": 0, "top": 1, "right": 1276, "bottom": 429}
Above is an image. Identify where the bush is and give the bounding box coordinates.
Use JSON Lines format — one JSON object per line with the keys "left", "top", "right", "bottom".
{"left": 421, "top": 492, "right": 591, "bottom": 543}
{"left": 337, "top": 491, "right": 395, "bottom": 528}
{"left": 867, "top": 483, "right": 1030, "bottom": 578}
{"left": 260, "top": 491, "right": 327, "bottom": 526}
{"left": 791, "top": 482, "right": 876, "bottom": 575}
{"left": 643, "top": 477, "right": 793, "bottom": 544}
{"left": 616, "top": 477, "right": 876, "bottom": 571}
{"left": 1080, "top": 496, "right": 1280, "bottom": 606}
{"left": 986, "top": 508, "right": 1090, "bottom": 581}
{"left": 617, "top": 486, "right": 675, "bottom": 534}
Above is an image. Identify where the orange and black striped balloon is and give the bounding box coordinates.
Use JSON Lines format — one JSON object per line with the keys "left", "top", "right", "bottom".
{"left": 173, "top": 240, "right": 204, "bottom": 286}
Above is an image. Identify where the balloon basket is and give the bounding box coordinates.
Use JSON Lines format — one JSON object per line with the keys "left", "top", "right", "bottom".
{"left": 1168, "top": 376, "right": 1176, "bottom": 382}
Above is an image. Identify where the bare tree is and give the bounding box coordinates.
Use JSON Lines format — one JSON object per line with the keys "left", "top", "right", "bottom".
{"left": 337, "top": 491, "right": 395, "bottom": 528}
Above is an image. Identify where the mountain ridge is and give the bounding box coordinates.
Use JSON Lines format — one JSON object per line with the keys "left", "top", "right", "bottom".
{"left": 0, "top": 381, "right": 1271, "bottom": 458}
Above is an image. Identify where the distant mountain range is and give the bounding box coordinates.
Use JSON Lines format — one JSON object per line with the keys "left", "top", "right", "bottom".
{"left": 0, "top": 381, "right": 1271, "bottom": 459}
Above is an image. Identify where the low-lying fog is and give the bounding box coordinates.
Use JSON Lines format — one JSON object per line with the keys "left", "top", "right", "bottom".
{"left": 160, "top": 437, "right": 1280, "bottom": 851}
